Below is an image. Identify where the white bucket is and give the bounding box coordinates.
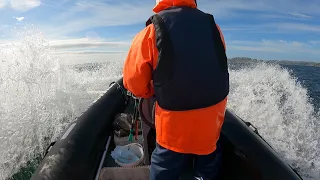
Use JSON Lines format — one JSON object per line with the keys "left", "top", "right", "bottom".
{"left": 114, "top": 143, "right": 144, "bottom": 167}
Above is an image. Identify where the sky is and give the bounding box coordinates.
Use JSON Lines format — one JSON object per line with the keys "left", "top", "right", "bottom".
{"left": 0, "top": 0, "right": 320, "bottom": 64}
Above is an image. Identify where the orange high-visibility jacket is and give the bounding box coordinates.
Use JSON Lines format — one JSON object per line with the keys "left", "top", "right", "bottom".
{"left": 123, "top": 0, "right": 228, "bottom": 155}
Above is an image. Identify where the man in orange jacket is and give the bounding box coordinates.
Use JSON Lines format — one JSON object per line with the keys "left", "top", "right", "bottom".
{"left": 123, "top": 0, "right": 229, "bottom": 179}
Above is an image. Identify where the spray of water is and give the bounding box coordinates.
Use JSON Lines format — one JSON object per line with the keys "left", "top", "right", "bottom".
{"left": 67, "top": 61, "right": 124, "bottom": 92}
{"left": 1, "top": 28, "right": 319, "bottom": 180}
{"left": 228, "top": 62, "right": 320, "bottom": 180}
{"left": 0, "top": 27, "right": 123, "bottom": 179}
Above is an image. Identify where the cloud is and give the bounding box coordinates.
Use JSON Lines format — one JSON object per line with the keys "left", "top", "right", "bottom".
{"left": 1, "top": 0, "right": 41, "bottom": 11}
{"left": 41, "top": 1, "right": 153, "bottom": 37}
{"left": 286, "top": 12, "right": 313, "bottom": 19}
{"left": 0, "top": 37, "right": 129, "bottom": 65}
{"left": 57, "top": 51, "right": 127, "bottom": 65}
{"left": 8, "top": 0, "right": 318, "bottom": 39}
{"left": 275, "top": 23, "right": 320, "bottom": 32}
{"left": 226, "top": 39, "right": 320, "bottom": 61}
{"left": 259, "top": 13, "right": 314, "bottom": 21}
{"left": 49, "top": 38, "right": 130, "bottom": 50}
{"left": 0, "top": 38, "right": 130, "bottom": 52}
{"left": 228, "top": 39, "right": 319, "bottom": 54}
{"left": 198, "top": 0, "right": 320, "bottom": 19}
{"left": 221, "top": 27, "right": 257, "bottom": 31}
{"left": 14, "top": 16, "right": 25, "bottom": 22}
{"left": 220, "top": 21, "right": 320, "bottom": 35}
{"left": 1, "top": 0, "right": 320, "bottom": 62}
{"left": 0, "top": 0, "right": 6, "bottom": 8}
{"left": 309, "top": 41, "right": 320, "bottom": 44}
{"left": 54, "top": 51, "right": 125, "bottom": 55}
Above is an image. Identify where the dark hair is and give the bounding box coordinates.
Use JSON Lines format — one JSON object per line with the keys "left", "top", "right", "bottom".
{"left": 195, "top": 0, "right": 197, "bottom": 6}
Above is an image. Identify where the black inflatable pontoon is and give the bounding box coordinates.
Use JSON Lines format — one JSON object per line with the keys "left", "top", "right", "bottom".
{"left": 31, "top": 77, "right": 303, "bottom": 180}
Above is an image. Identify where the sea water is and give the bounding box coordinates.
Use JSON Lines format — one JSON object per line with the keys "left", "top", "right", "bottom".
{"left": 0, "top": 29, "right": 319, "bottom": 180}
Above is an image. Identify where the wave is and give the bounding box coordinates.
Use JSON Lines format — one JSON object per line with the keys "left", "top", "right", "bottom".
{"left": 0, "top": 27, "right": 122, "bottom": 179}
{"left": 228, "top": 62, "right": 319, "bottom": 180}
{"left": 0, "top": 28, "right": 318, "bottom": 180}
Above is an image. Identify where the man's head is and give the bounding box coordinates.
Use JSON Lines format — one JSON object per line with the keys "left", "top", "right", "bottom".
{"left": 153, "top": 0, "right": 197, "bottom": 13}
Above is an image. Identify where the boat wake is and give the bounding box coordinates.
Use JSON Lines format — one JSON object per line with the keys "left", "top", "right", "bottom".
{"left": 0, "top": 29, "right": 319, "bottom": 180}
{"left": 0, "top": 29, "right": 122, "bottom": 180}
{"left": 228, "top": 63, "right": 320, "bottom": 180}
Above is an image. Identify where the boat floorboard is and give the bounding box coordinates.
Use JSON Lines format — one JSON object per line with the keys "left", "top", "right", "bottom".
{"left": 99, "top": 99, "right": 265, "bottom": 180}
{"left": 99, "top": 166, "right": 150, "bottom": 180}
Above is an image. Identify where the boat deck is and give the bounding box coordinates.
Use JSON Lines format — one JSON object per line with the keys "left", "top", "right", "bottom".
{"left": 98, "top": 100, "right": 196, "bottom": 180}
{"left": 99, "top": 166, "right": 151, "bottom": 180}
{"left": 97, "top": 100, "right": 262, "bottom": 180}
{"left": 98, "top": 135, "right": 264, "bottom": 180}
{"left": 100, "top": 97, "right": 300, "bottom": 180}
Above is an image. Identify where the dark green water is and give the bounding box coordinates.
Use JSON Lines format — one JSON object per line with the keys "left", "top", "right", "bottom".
{"left": 7, "top": 155, "right": 42, "bottom": 180}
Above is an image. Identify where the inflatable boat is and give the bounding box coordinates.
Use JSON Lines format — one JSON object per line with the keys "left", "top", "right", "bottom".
{"left": 30, "top": 77, "right": 303, "bottom": 180}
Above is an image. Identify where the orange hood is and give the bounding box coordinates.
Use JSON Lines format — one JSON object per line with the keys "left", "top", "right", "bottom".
{"left": 153, "top": 0, "right": 197, "bottom": 13}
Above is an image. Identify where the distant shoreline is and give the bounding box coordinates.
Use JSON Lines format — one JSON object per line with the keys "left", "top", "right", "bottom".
{"left": 229, "top": 57, "right": 320, "bottom": 67}
{"left": 66, "top": 57, "right": 320, "bottom": 68}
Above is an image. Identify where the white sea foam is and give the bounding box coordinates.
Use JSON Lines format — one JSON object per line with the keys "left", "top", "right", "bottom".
{"left": 0, "top": 28, "right": 318, "bottom": 180}
{"left": 0, "top": 27, "right": 123, "bottom": 179}
{"left": 228, "top": 62, "right": 319, "bottom": 180}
